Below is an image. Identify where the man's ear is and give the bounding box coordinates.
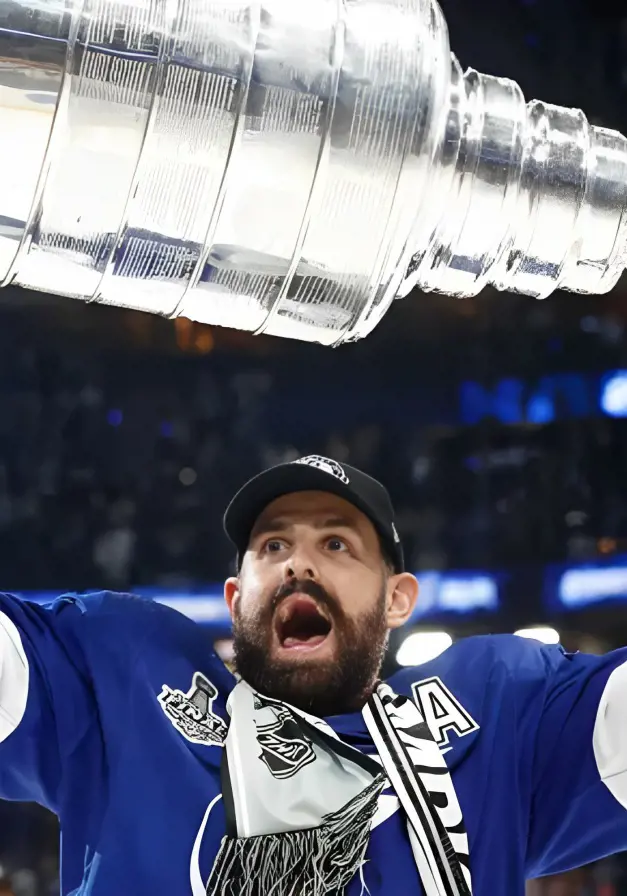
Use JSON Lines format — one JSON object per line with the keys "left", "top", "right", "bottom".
{"left": 224, "top": 577, "right": 240, "bottom": 619}
{"left": 386, "top": 573, "right": 419, "bottom": 630}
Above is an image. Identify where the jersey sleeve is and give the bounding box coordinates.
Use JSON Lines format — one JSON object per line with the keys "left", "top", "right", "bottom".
{"left": 0, "top": 591, "right": 137, "bottom": 812}
{"left": 525, "top": 642, "right": 627, "bottom": 878}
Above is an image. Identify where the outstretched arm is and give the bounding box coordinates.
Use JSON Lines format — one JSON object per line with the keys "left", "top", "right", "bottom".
{"left": 0, "top": 593, "right": 101, "bottom": 811}
{"left": 526, "top": 643, "right": 627, "bottom": 878}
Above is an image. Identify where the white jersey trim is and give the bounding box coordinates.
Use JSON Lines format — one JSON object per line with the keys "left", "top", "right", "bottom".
{"left": 0, "top": 610, "right": 29, "bottom": 743}
{"left": 593, "top": 659, "right": 627, "bottom": 809}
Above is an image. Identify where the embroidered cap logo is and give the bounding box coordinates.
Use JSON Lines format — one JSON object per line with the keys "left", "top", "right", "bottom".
{"left": 293, "top": 455, "right": 350, "bottom": 485}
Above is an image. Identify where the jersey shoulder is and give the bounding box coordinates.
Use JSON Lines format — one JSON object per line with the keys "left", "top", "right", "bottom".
{"left": 387, "top": 633, "right": 558, "bottom": 745}
{"left": 1, "top": 589, "right": 233, "bottom": 690}
{"left": 37, "top": 589, "right": 201, "bottom": 637}
{"left": 389, "top": 632, "right": 555, "bottom": 691}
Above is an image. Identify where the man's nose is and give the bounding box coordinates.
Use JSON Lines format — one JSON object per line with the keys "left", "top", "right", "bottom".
{"left": 282, "top": 547, "right": 318, "bottom": 582}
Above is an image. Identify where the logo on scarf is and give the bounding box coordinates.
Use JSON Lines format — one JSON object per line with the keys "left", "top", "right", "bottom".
{"left": 158, "top": 672, "right": 227, "bottom": 746}
{"left": 253, "top": 693, "right": 316, "bottom": 779}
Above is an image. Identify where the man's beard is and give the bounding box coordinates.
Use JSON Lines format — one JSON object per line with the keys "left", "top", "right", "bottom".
{"left": 231, "top": 578, "right": 389, "bottom": 717}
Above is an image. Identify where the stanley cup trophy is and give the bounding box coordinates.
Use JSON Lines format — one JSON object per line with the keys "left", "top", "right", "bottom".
{"left": 1, "top": 0, "right": 626, "bottom": 345}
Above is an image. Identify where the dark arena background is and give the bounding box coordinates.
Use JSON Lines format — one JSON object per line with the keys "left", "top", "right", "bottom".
{"left": 1, "top": 0, "right": 627, "bottom": 893}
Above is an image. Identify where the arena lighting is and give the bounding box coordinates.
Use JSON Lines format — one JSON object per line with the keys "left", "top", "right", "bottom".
{"left": 600, "top": 371, "right": 627, "bottom": 418}
{"left": 514, "top": 627, "right": 560, "bottom": 645}
{"left": 396, "top": 631, "right": 453, "bottom": 666}
{"left": 557, "top": 564, "right": 627, "bottom": 608}
{"left": 409, "top": 571, "right": 500, "bottom": 620}
{"left": 214, "top": 639, "right": 235, "bottom": 664}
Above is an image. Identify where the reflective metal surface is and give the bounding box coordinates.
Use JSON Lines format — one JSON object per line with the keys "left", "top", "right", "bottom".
{"left": 0, "top": 0, "right": 626, "bottom": 345}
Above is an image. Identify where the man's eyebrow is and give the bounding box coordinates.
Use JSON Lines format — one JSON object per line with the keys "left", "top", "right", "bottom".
{"left": 250, "top": 518, "right": 291, "bottom": 539}
{"left": 250, "top": 515, "right": 360, "bottom": 540}
{"left": 316, "top": 516, "right": 360, "bottom": 533}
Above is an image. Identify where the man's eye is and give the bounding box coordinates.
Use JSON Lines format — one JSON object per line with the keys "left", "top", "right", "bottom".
{"left": 264, "top": 539, "right": 285, "bottom": 553}
{"left": 326, "top": 537, "right": 348, "bottom": 552}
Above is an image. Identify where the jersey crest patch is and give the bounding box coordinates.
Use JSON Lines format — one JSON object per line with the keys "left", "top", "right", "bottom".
{"left": 158, "top": 672, "right": 227, "bottom": 746}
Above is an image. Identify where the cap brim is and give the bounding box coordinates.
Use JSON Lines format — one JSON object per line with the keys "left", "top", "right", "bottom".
{"left": 224, "top": 463, "right": 380, "bottom": 556}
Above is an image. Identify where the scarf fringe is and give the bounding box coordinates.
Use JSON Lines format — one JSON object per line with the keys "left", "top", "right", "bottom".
{"left": 206, "top": 773, "right": 386, "bottom": 896}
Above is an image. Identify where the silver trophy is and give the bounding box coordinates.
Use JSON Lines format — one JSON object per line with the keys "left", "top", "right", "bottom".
{"left": 1, "top": 0, "right": 626, "bottom": 345}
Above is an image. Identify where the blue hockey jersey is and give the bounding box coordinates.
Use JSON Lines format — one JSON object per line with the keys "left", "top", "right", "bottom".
{"left": 0, "top": 590, "right": 626, "bottom": 895}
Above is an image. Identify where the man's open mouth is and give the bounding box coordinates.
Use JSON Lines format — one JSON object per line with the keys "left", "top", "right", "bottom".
{"left": 275, "top": 594, "right": 333, "bottom": 651}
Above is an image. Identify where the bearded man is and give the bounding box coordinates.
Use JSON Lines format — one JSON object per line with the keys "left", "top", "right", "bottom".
{"left": 0, "top": 455, "right": 625, "bottom": 896}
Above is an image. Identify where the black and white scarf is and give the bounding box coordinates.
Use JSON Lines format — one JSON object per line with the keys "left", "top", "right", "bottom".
{"left": 207, "top": 680, "right": 472, "bottom": 896}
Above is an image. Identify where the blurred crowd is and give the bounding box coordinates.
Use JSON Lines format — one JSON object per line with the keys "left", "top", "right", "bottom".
{"left": 0, "top": 320, "right": 625, "bottom": 593}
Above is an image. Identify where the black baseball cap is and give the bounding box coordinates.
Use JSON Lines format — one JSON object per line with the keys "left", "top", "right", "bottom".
{"left": 223, "top": 455, "right": 404, "bottom": 572}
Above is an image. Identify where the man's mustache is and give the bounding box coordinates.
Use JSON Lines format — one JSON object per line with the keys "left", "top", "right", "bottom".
{"left": 271, "top": 578, "right": 336, "bottom": 617}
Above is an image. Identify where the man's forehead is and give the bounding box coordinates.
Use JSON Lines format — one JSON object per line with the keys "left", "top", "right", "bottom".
{"left": 251, "top": 490, "right": 367, "bottom": 532}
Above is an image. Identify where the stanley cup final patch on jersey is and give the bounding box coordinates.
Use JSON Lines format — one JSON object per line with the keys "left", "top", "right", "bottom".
{"left": 158, "top": 672, "right": 228, "bottom": 746}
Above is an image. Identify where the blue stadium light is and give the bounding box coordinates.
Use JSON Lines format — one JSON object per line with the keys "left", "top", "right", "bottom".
{"left": 558, "top": 564, "right": 627, "bottom": 609}
{"left": 411, "top": 572, "right": 499, "bottom": 620}
{"left": 526, "top": 393, "right": 555, "bottom": 424}
{"left": 600, "top": 371, "right": 627, "bottom": 418}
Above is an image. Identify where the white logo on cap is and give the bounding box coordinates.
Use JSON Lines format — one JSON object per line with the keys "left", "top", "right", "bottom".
{"left": 391, "top": 522, "right": 401, "bottom": 544}
{"left": 293, "top": 455, "right": 349, "bottom": 485}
